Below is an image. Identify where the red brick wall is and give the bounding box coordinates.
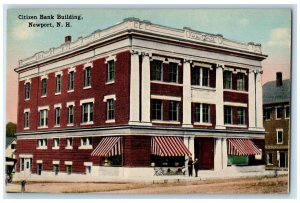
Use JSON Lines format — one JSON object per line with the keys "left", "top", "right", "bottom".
{"left": 123, "top": 136, "right": 151, "bottom": 167}
{"left": 223, "top": 91, "right": 248, "bottom": 103}
{"left": 16, "top": 136, "right": 103, "bottom": 174}
{"left": 17, "top": 51, "right": 131, "bottom": 132}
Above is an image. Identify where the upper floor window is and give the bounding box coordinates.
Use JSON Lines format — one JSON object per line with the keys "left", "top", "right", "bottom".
{"left": 224, "top": 106, "right": 232, "bottom": 124}
{"left": 169, "top": 63, "right": 178, "bottom": 83}
{"left": 41, "top": 78, "right": 47, "bottom": 96}
{"left": 107, "top": 99, "right": 115, "bottom": 120}
{"left": 151, "top": 60, "right": 163, "bottom": 81}
{"left": 276, "top": 107, "right": 284, "bottom": 119}
{"left": 55, "top": 74, "right": 62, "bottom": 93}
{"left": 66, "top": 138, "right": 73, "bottom": 148}
{"left": 107, "top": 60, "right": 115, "bottom": 82}
{"left": 81, "top": 137, "right": 92, "bottom": 146}
{"left": 82, "top": 102, "right": 93, "bottom": 123}
{"left": 55, "top": 107, "right": 61, "bottom": 126}
{"left": 24, "top": 111, "right": 30, "bottom": 129}
{"left": 223, "top": 71, "right": 232, "bottom": 89}
{"left": 37, "top": 139, "right": 47, "bottom": 148}
{"left": 277, "top": 129, "right": 283, "bottom": 144}
{"left": 169, "top": 101, "right": 179, "bottom": 121}
{"left": 151, "top": 99, "right": 163, "bottom": 120}
{"left": 68, "top": 71, "right": 74, "bottom": 91}
{"left": 39, "top": 109, "right": 48, "bottom": 127}
{"left": 84, "top": 67, "right": 92, "bottom": 87}
{"left": 68, "top": 105, "right": 74, "bottom": 124}
{"left": 237, "top": 73, "right": 245, "bottom": 91}
{"left": 267, "top": 153, "right": 273, "bottom": 165}
{"left": 264, "top": 108, "right": 272, "bottom": 120}
{"left": 237, "top": 107, "right": 246, "bottom": 125}
{"left": 25, "top": 83, "right": 30, "bottom": 100}
{"left": 195, "top": 103, "right": 210, "bottom": 123}
{"left": 285, "top": 106, "right": 290, "bottom": 119}
{"left": 53, "top": 138, "right": 60, "bottom": 148}
{"left": 192, "top": 67, "right": 210, "bottom": 87}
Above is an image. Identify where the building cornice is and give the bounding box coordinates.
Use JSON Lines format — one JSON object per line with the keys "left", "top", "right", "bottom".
{"left": 15, "top": 18, "right": 267, "bottom": 73}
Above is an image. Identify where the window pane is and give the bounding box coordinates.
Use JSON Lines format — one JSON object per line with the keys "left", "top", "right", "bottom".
{"left": 151, "top": 100, "right": 162, "bottom": 120}
{"left": 169, "top": 63, "right": 178, "bottom": 83}
{"left": 237, "top": 73, "right": 244, "bottom": 91}
{"left": 202, "top": 68, "right": 209, "bottom": 87}
{"left": 107, "top": 60, "right": 115, "bottom": 82}
{"left": 151, "top": 60, "right": 162, "bottom": 81}
{"left": 68, "top": 71, "right": 74, "bottom": 90}
{"left": 202, "top": 104, "right": 210, "bottom": 123}
{"left": 195, "top": 103, "right": 200, "bottom": 122}
{"left": 237, "top": 107, "right": 245, "bottom": 125}
{"left": 84, "top": 67, "right": 91, "bottom": 86}
{"left": 41, "top": 79, "right": 47, "bottom": 95}
{"left": 223, "top": 71, "right": 232, "bottom": 89}
{"left": 224, "top": 106, "right": 232, "bottom": 124}
{"left": 169, "top": 101, "right": 178, "bottom": 121}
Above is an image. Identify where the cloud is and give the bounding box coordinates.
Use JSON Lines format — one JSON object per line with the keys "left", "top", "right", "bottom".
{"left": 12, "top": 20, "right": 40, "bottom": 40}
{"left": 267, "top": 28, "right": 291, "bottom": 47}
{"left": 238, "top": 18, "right": 249, "bottom": 26}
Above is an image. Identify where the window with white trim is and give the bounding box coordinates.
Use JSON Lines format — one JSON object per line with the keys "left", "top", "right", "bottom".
{"left": 24, "top": 111, "right": 30, "bottom": 129}
{"left": 223, "top": 71, "right": 232, "bottom": 89}
{"left": 66, "top": 138, "right": 73, "bottom": 148}
{"left": 169, "top": 62, "right": 178, "bottom": 83}
{"left": 151, "top": 60, "right": 163, "bottom": 81}
{"left": 81, "top": 137, "right": 92, "bottom": 147}
{"left": 39, "top": 109, "right": 48, "bottom": 127}
{"left": 68, "top": 105, "right": 74, "bottom": 124}
{"left": 169, "top": 101, "right": 179, "bottom": 121}
{"left": 107, "top": 60, "right": 115, "bottom": 82}
{"left": 276, "top": 107, "right": 284, "bottom": 119}
{"left": 194, "top": 103, "right": 210, "bottom": 123}
{"left": 55, "top": 107, "right": 61, "bottom": 126}
{"left": 224, "top": 106, "right": 232, "bottom": 124}
{"left": 41, "top": 78, "right": 47, "bottom": 96}
{"left": 237, "top": 73, "right": 245, "bottom": 91}
{"left": 237, "top": 107, "right": 246, "bottom": 125}
{"left": 55, "top": 74, "right": 62, "bottom": 93}
{"left": 53, "top": 138, "right": 60, "bottom": 148}
{"left": 107, "top": 99, "right": 115, "bottom": 120}
{"left": 277, "top": 129, "right": 283, "bottom": 144}
{"left": 37, "top": 139, "right": 47, "bottom": 148}
{"left": 68, "top": 71, "right": 74, "bottom": 91}
{"left": 285, "top": 106, "right": 290, "bottom": 119}
{"left": 264, "top": 108, "right": 272, "bottom": 120}
{"left": 192, "top": 67, "right": 210, "bottom": 87}
{"left": 84, "top": 67, "right": 91, "bottom": 87}
{"left": 25, "top": 82, "right": 30, "bottom": 100}
{"left": 151, "top": 99, "right": 163, "bottom": 120}
{"left": 82, "top": 102, "right": 93, "bottom": 123}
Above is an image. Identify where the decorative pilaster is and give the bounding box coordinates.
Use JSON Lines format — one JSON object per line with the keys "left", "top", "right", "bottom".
{"left": 222, "top": 138, "right": 228, "bottom": 170}
{"left": 214, "top": 138, "right": 222, "bottom": 171}
{"left": 248, "top": 70, "right": 256, "bottom": 130}
{"left": 182, "top": 59, "right": 193, "bottom": 127}
{"left": 255, "top": 70, "right": 264, "bottom": 129}
{"left": 129, "top": 50, "right": 140, "bottom": 124}
{"left": 141, "top": 52, "right": 151, "bottom": 124}
{"left": 215, "top": 64, "right": 225, "bottom": 129}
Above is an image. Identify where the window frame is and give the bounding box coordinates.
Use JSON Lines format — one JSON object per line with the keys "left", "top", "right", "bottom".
{"left": 82, "top": 102, "right": 94, "bottom": 123}
{"left": 169, "top": 101, "right": 179, "bottom": 121}
{"left": 236, "top": 72, "right": 245, "bottom": 91}
{"left": 237, "top": 107, "right": 246, "bottom": 125}
{"left": 41, "top": 78, "right": 47, "bottom": 96}
{"left": 84, "top": 66, "right": 92, "bottom": 87}
{"left": 223, "top": 71, "right": 232, "bottom": 89}
{"left": 224, "top": 106, "right": 233, "bottom": 124}
{"left": 151, "top": 99, "right": 163, "bottom": 121}
{"left": 267, "top": 153, "right": 273, "bottom": 165}
{"left": 107, "top": 60, "right": 115, "bottom": 83}
{"left": 55, "top": 74, "right": 62, "bottom": 93}
{"left": 151, "top": 60, "right": 163, "bottom": 81}
{"left": 24, "top": 111, "right": 30, "bottom": 129}
{"left": 39, "top": 109, "right": 48, "bottom": 127}
{"left": 55, "top": 107, "right": 61, "bottom": 126}
{"left": 276, "top": 107, "right": 284, "bottom": 120}
{"left": 265, "top": 108, "right": 272, "bottom": 121}
{"left": 67, "top": 105, "right": 74, "bottom": 124}
{"left": 276, "top": 129, "right": 284, "bottom": 144}
{"left": 37, "top": 139, "right": 48, "bottom": 149}
{"left": 169, "top": 62, "right": 178, "bottom": 83}
{"left": 285, "top": 106, "right": 290, "bottom": 119}
{"left": 25, "top": 82, "right": 30, "bottom": 100}
{"left": 194, "top": 103, "right": 211, "bottom": 124}
{"left": 107, "top": 99, "right": 115, "bottom": 121}
{"left": 68, "top": 71, "right": 74, "bottom": 91}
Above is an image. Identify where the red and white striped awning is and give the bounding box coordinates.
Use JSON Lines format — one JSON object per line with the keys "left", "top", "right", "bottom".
{"left": 91, "top": 137, "right": 122, "bottom": 157}
{"left": 151, "top": 136, "right": 192, "bottom": 157}
{"left": 227, "top": 138, "right": 261, "bottom": 156}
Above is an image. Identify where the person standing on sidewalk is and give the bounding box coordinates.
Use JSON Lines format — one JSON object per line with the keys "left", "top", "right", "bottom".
{"left": 187, "top": 157, "right": 193, "bottom": 177}
{"left": 193, "top": 158, "right": 200, "bottom": 177}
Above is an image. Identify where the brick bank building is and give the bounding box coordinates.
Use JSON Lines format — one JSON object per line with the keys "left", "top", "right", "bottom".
{"left": 14, "top": 18, "right": 267, "bottom": 180}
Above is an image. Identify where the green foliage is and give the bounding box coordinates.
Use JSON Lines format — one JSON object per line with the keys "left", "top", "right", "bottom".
{"left": 6, "top": 122, "right": 17, "bottom": 137}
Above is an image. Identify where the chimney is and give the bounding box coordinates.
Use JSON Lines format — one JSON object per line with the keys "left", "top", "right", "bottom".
{"left": 65, "top": 35, "right": 72, "bottom": 43}
{"left": 276, "top": 72, "right": 283, "bottom": 87}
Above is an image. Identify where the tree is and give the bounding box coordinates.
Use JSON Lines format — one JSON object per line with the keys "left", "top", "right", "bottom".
{"left": 6, "top": 122, "right": 17, "bottom": 137}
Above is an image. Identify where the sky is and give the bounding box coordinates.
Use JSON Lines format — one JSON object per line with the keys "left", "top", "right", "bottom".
{"left": 5, "top": 8, "right": 292, "bottom": 123}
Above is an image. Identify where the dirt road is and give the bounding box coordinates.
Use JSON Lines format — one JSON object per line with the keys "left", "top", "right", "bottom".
{"left": 6, "top": 175, "right": 288, "bottom": 194}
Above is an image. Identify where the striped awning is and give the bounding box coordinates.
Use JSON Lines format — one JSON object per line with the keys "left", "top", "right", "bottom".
{"left": 91, "top": 137, "right": 122, "bottom": 157}
{"left": 151, "top": 136, "right": 192, "bottom": 157}
{"left": 228, "top": 138, "right": 261, "bottom": 156}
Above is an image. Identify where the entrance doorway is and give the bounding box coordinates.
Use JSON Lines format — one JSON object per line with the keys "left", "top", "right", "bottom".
{"left": 279, "top": 152, "right": 286, "bottom": 167}
{"left": 195, "top": 138, "right": 214, "bottom": 170}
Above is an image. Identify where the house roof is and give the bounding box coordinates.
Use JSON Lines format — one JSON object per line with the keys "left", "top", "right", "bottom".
{"left": 6, "top": 137, "right": 16, "bottom": 148}
{"left": 263, "top": 79, "right": 291, "bottom": 105}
